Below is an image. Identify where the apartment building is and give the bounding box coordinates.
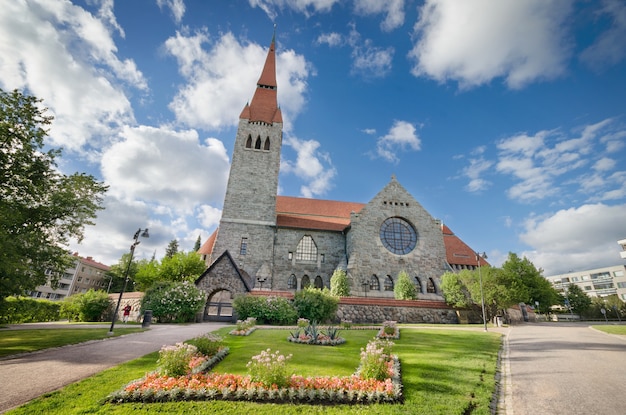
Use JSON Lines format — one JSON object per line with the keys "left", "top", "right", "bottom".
{"left": 544, "top": 264, "right": 626, "bottom": 302}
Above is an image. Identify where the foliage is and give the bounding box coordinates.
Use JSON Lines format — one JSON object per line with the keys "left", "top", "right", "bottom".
{"left": 246, "top": 348, "right": 293, "bottom": 388}
{"left": 293, "top": 287, "right": 339, "bottom": 323}
{"left": 500, "top": 252, "right": 559, "bottom": 312}
{"left": 440, "top": 271, "right": 473, "bottom": 308}
{"left": 377, "top": 321, "right": 400, "bottom": 339}
{"left": 330, "top": 269, "right": 350, "bottom": 297}
{"left": 358, "top": 339, "right": 395, "bottom": 381}
{"left": 585, "top": 295, "right": 625, "bottom": 319}
{"left": 60, "top": 289, "right": 112, "bottom": 322}
{"left": 232, "top": 295, "right": 297, "bottom": 325}
{"left": 106, "top": 253, "right": 139, "bottom": 293}
{"left": 230, "top": 317, "right": 257, "bottom": 335}
{"left": 165, "top": 239, "right": 179, "bottom": 258}
{"left": 564, "top": 284, "right": 592, "bottom": 315}
{"left": 188, "top": 333, "right": 224, "bottom": 357}
{"left": 394, "top": 270, "right": 416, "bottom": 300}
{"left": 157, "top": 342, "right": 200, "bottom": 377}
{"left": 132, "top": 258, "right": 160, "bottom": 291}
{"left": 158, "top": 251, "right": 206, "bottom": 283}
{"left": 140, "top": 281, "right": 205, "bottom": 323}
{"left": 0, "top": 296, "right": 61, "bottom": 324}
{"left": 193, "top": 235, "right": 202, "bottom": 252}
{"left": 0, "top": 88, "right": 108, "bottom": 301}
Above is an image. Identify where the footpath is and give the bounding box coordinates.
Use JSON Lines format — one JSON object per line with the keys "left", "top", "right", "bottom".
{"left": 0, "top": 322, "right": 226, "bottom": 413}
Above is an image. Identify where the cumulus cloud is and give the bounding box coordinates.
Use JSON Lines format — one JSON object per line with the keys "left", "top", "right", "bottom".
{"left": 316, "top": 32, "right": 344, "bottom": 47}
{"left": 248, "top": 0, "right": 339, "bottom": 19}
{"left": 165, "top": 31, "right": 309, "bottom": 132}
{"left": 354, "top": 0, "right": 405, "bottom": 31}
{"left": 520, "top": 204, "right": 626, "bottom": 275}
{"left": 281, "top": 136, "right": 337, "bottom": 198}
{"left": 157, "top": 0, "right": 186, "bottom": 24}
{"left": 0, "top": 0, "right": 146, "bottom": 152}
{"left": 409, "top": 0, "right": 573, "bottom": 89}
{"left": 375, "top": 120, "right": 421, "bottom": 163}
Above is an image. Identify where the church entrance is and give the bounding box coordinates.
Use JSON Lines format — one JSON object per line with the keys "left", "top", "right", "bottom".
{"left": 204, "top": 289, "right": 235, "bottom": 322}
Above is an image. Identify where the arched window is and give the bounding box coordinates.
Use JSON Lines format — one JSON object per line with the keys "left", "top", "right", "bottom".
{"left": 370, "top": 275, "right": 380, "bottom": 291}
{"left": 314, "top": 275, "right": 323, "bottom": 289}
{"left": 301, "top": 275, "right": 310, "bottom": 289}
{"left": 245, "top": 134, "right": 252, "bottom": 148}
{"left": 264, "top": 137, "right": 270, "bottom": 150}
{"left": 255, "top": 136, "right": 262, "bottom": 149}
{"left": 427, "top": 278, "right": 436, "bottom": 293}
{"left": 415, "top": 277, "right": 423, "bottom": 294}
{"left": 296, "top": 235, "right": 317, "bottom": 262}
{"left": 384, "top": 275, "right": 394, "bottom": 291}
{"left": 288, "top": 274, "right": 297, "bottom": 289}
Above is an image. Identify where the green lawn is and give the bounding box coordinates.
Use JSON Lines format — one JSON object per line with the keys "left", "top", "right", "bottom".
{"left": 592, "top": 325, "right": 626, "bottom": 335}
{"left": 0, "top": 327, "right": 144, "bottom": 357}
{"left": 5, "top": 326, "right": 502, "bottom": 415}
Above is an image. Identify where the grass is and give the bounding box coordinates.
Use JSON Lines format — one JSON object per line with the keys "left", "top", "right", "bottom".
{"left": 5, "top": 326, "right": 502, "bottom": 415}
{"left": 0, "top": 327, "right": 144, "bottom": 358}
{"left": 592, "top": 325, "right": 626, "bottom": 335}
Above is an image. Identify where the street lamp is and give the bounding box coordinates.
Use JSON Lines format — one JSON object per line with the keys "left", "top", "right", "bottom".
{"left": 108, "top": 228, "right": 149, "bottom": 335}
{"left": 476, "top": 251, "right": 488, "bottom": 332}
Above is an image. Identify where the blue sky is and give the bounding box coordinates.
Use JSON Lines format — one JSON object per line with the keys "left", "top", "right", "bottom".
{"left": 2, "top": 0, "right": 626, "bottom": 277}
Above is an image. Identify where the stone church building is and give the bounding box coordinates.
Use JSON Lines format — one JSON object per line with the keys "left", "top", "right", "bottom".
{"left": 196, "top": 34, "right": 487, "bottom": 322}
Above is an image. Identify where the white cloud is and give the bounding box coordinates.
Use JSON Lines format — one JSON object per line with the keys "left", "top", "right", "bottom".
{"left": 375, "top": 120, "right": 421, "bottom": 163}
{"left": 409, "top": 0, "right": 573, "bottom": 89}
{"left": 348, "top": 25, "right": 394, "bottom": 78}
{"left": 0, "top": 0, "right": 146, "bottom": 152}
{"left": 353, "top": 0, "right": 405, "bottom": 31}
{"left": 248, "top": 0, "right": 339, "bottom": 19}
{"left": 165, "top": 31, "right": 309, "bottom": 132}
{"left": 281, "top": 136, "right": 337, "bottom": 198}
{"left": 198, "top": 205, "right": 222, "bottom": 229}
{"left": 520, "top": 203, "right": 626, "bottom": 275}
{"left": 157, "top": 0, "right": 186, "bottom": 24}
{"left": 579, "top": 0, "right": 626, "bottom": 70}
{"left": 316, "top": 32, "right": 344, "bottom": 47}
{"left": 463, "top": 157, "right": 494, "bottom": 192}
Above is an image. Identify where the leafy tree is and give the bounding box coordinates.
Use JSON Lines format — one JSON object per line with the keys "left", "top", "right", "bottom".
{"left": 165, "top": 239, "right": 179, "bottom": 258}
{"left": 193, "top": 235, "right": 202, "bottom": 251}
{"left": 0, "top": 89, "right": 108, "bottom": 302}
{"left": 107, "top": 253, "right": 139, "bottom": 293}
{"left": 500, "top": 252, "right": 559, "bottom": 312}
{"left": 564, "top": 284, "right": 592, "bottom": 315}
{"left": 394, "top": 270, "right": 416, "bottom": 300}
{"left": 293, "top": 287, "right": 338, "bottom": 323}
{"left": 330, "top": 269, "right": 350, "bottom": 297}
{"left": 440, "top": 271, "right": 473, "bottom": 308}
{"left": 159, "top": 251, "right": 206, "bottom": 283}
{"left": 141, "top": 281, "right": 205, "bottom": 323}
{"left": 133, "top": 259, "right": 161, "bottom": 291}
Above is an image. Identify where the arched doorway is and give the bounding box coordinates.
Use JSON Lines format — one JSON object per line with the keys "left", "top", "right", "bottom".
{"left": 205, "top": 289, "right": 234, "bottom": 322}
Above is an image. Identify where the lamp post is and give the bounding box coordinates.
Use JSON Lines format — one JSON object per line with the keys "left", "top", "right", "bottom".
{"left": 108, "top": 228, "right": 149, "bottom": 335}
{"left": 475, "top": 251, "right": 488, "bottom": 332}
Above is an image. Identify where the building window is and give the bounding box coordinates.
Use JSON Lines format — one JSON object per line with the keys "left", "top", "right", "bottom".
{"left": 301, "top": 275, "right": 310, "bottom": 289}
{"left": 296, "top": 235, "right": 317, "bottom": 262}
{"left": 617, "top": 282, "right": 626, "bottom": 288}
{"left": 246, "top": 134, "right": 252, "bottom": 148}
{"left": 288, "top": 252, "right": 293, "bottom": 260}
{"left": 427, "top": 278, "right": 436, "bottom": 293}
{"left": 320, "top": 254, "right": 325, "bottom": 263}
{"left": 370, "top": 275, "right": 380, "bottom": 291}
{"left": 255, "top": 136, "right": 262, "bottom": 149}
{"left": 240, "top": 237, "right": 248, "bottom": 255}
{"left": 264, "top": 137, "right": 270, "bottom": 150}
{"left": 288, "top": 274, "right": 297, "bottom": 289}
{"left": 379, "top": 217, "right": 417, "bottom": 255}
{"left": 314, "top": 276, "right": 323, "bottom": 289}
{"left": 384, "top": 275, "right": 394, "bottom": 291}
{"left": 415, "top": 277, "right": 422, "bottom": 293}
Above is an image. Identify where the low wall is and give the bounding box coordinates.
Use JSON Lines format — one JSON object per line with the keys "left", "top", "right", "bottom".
{"left": 337, "top": 297, "right": 458, "bottom": 324}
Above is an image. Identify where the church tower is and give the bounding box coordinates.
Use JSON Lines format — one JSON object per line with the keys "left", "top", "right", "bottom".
{"left": 210, "top": 32, "right": 283, "bottom": 286}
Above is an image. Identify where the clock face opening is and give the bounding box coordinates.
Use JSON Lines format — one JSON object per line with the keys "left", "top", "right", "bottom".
{"left": 379, "top": 217, "right": 417, "bottom": 255}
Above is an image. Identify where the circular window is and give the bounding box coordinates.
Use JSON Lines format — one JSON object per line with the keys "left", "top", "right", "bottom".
{"left": 379, "top": 217, "right": 417, "bottom": 255}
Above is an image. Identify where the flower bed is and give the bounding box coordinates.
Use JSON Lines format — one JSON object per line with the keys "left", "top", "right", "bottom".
{"left": 377, "top": 321, "right": 400, "bottom": 340}
{"left": 229, "top": 327, "right": 257, "bottom": 336}
{"left": 229, "top": 317, "right": 257, "bottom": 336}
{"left": 287, "top": 322, "right": 346, "bottom": 346}
{"left": 287, "top": 334, "right": 346, "bottom": 346}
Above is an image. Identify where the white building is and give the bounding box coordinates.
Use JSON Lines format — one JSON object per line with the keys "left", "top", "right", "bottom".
{"left": 545, "top": 265, "right": 626, "bottom": 302}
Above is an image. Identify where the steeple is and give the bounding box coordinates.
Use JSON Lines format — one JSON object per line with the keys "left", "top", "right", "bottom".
{"left": 240, "top": 30, "right": 282, "bottom": 124}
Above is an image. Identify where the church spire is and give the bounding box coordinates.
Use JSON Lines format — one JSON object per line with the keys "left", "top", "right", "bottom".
{"left": 240, "top": 29, "right": 282, "bottom": 124}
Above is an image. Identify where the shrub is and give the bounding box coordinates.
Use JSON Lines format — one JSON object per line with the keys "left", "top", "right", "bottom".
{"left": 359, "top": 339, "right": 394, "bottom": 381}
{"left": 157, "top": 342, "right": 199, "bottom": 377}
{"left": 330, "top": 269, "right": 350, "bottom": 297}
{"left": 59, "top": 290, "right": 112, "bottom": 322}
{"left": 0, "top": 296, "right": 61, "bottom": 324}
{"left": 394, "top": 270, "right": 416, "bottom": 300}
{"left": 293, "top": 287, "right": 338, "bottom": 323}
{"left": 232, "top": 295, "right": 297, "bottom": 325}
{"left": 141, "top": 281, "right": 205, "bottom": 323}
{"left": 246, "top": 348, "right": 292, "bottom": 388}
{"left": 188, "top": 333, "right": 223, "bottom": 357}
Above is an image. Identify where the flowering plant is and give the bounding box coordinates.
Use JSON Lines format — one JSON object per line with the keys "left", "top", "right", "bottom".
{"left": 230, "top": 317, "right": 257, "bottom": 336}
{"left": 297, "top": 317, "right": 310, "bottom": 328}
{"left": 246, "top": 348, "right": 292, "bottom": 388}
{"left": 157, "top": 343, "right": 200, "bottom": 377}
{"left": 287, "top": 322, "right": 346, "bottom": 346}
{"left": 377, "top": 321, "right": 400, "bottom": 339}
{"left": 357, "top": 338, "right": 395, "bottom": 381}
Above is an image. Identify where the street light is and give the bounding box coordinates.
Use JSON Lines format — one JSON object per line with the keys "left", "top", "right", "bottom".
{"left": 476, "top": 251, "right": 488, "bottom": 332}
{"left": 108, "top": 228, "right": 149, "bottom": 335}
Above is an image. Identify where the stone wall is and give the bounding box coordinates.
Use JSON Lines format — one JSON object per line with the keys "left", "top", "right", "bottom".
{"left": 336, "top": 297, "right": 458, "bottom": 324}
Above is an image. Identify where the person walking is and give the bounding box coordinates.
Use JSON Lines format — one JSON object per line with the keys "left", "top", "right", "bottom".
{"left": 122, "top": 304, "right": 132, "bottom": 323}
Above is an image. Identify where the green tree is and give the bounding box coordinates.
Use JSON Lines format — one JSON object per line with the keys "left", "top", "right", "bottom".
{"left": 500, "top": 252, "right": 559, "bottom": 312}
{"left": 329, "top": 269, "right": 350, "bottom": 297}
{"left": 193, "top": 235, "right": 202, "bottom": 251}
{"left": 165, "top": 239, "right": 179, "bottom": 258}
{"left": 394, "top": 270, "right": 416, "bottom": 300}
{"left": 440, "top": 271, "right": 473, "bottom": 308}
{"left": 159, "top": 251, "right": 206, "bottom": 283}
{"left": 107, "top": 253, "right": 139, "bottom": 293}
{"left": 565, "top": 284, "right": 592, "bottom": 315}
{"left": 133, "top": 259, "right": 161, "bottom": 291}
{"left": 293, "top": 287, "right": 338, "bottom": 323}
{"left": 60, "top": 290, "right": 112, "bottom": 322}
{"left": 0, "top": 89, "right": 108, "bottom": 301}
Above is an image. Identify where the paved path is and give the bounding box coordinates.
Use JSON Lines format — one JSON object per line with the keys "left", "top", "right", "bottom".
{"left": 0, "top": 322, "right": 226, "bottom": 413}
{"left": 501, "top": 322, "right": 626, "bottom": 415}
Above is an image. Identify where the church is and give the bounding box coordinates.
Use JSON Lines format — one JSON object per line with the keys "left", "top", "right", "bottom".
{"left": 196, "top": 33, "right": 487, "bottom": 322}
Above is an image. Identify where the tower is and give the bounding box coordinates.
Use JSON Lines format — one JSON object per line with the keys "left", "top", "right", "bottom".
{"left": 211, "top": 32, "right": 283, "bottom": 285}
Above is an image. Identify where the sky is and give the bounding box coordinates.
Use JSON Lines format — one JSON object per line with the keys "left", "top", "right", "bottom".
{"left": 2, "top": 0, "right": 626, "bottom": 277}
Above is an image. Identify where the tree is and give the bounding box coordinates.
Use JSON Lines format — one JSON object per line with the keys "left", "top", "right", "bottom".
{"left": 394, "top": 270, "right": 416, "bottom": 300}
{"left": 159, "top": 251, "right": 206, "bottom": 283}
{"left": 165, "top": 239, "right": 179, "bottom": 258}
{"left": 500, "top": 252, "right": 559, "bottom": 312}
{"left": 107, "top": 253, "right": 139, "bottom": 293}
{"left": 565, "top": 284, "right": 592, "bottom": 315}
{"left": 0, "top": 89, "right": 108, "bottom": 301}
{"left": 330, "top": 269, "right": 350, "bottom": 297}
{"left": 193, "top": 235, "right": 202, "bottom": 252}
{"left": 440, "top": 271, "right": 473, "bottom": 308}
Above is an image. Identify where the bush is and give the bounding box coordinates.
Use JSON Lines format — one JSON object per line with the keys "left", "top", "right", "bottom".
{"left": 330, "top": 269, "right": 350, "bottom": 297}
{"left": 60, "top": 290, "right": 112, "bottom": 322}
{"left": 0, "top": 296, "right": 61, "bottom": 324}
{"left": 157, "top": 342, "right": 199, "bottom": 377}
{"left": 246, "top": 348, "right": 292, "bottom": 388}
{"left": 293, "top": 287, "right": 338, "bottom": 323}
{"left": 358, "top": 339, "right": 394, "bottom": 381}
{"left": 394, "top": 270, "right": 416, "bottom": 300}
{"left": 187, "top": 333, "right": 223, "bottom": 357}
{"left": 141, "top": 281, "right": 205, "bottom": 323}
{"left": 232, "top": 295, "right": 297, "bottom": 325}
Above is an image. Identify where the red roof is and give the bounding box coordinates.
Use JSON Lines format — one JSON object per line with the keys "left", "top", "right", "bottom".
{"left": 442, "top": 224, "right": 489, "bottom": 267}
{"left": 276, "top": 196, "right": 365, "bottom": 231}
{"left": 198, "top": 228, "right": 218, "bottom": 255}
